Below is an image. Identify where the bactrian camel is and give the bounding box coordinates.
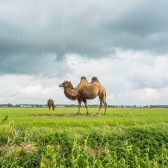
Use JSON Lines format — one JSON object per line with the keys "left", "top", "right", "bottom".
{"left": 59, "top": 76, "right": 107, "bottom": 115}
{"left": 47, "top": 99, "right": 55, "bottom": 111}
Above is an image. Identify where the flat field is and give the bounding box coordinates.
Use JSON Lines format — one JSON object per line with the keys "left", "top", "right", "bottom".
{"left": 0, "top": 107, "right": 168, "bottom": 167}
{"left": 1, "top": 107, "right": 168, "bottom": 130}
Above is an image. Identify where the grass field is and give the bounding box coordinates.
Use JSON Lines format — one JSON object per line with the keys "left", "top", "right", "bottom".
{"left": 0, "top": 107, "right": 168, "bottom": 167}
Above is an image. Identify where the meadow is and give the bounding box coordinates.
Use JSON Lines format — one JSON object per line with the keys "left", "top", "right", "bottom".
{"left": 0, "top": 107, "right": 168, "bottom": 167}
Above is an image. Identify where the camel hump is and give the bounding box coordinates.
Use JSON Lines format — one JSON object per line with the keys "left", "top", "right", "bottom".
{"left": 81, "top": 76, "right": 88, "bottom": 82}
{"left": 91, "top": 77, "right": 100, "bottom": 83}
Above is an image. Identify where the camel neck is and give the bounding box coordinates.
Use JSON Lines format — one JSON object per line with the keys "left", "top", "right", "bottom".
{"left": 64, "top": 87, "right": 77, "bottom": 100}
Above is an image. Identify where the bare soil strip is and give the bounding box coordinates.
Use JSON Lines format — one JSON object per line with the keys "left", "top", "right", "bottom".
{"left": 30, "top": 113, "right": 98, "bottom": 117}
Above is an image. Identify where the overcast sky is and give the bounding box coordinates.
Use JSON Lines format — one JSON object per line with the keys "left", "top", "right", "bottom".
{"left": 0, "top": 0, "right": 168, "bottom": 105}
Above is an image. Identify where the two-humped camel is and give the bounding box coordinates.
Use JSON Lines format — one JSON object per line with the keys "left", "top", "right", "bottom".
{"left": 59, "top": 77, "right": 107, "bottom": 115}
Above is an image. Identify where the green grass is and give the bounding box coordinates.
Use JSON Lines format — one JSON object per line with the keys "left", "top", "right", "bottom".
{"left": 0, "top": 107, "right": 168, "bottom": 167}
{"left": 1, "top": 107, "right": 168, "bottom": 129}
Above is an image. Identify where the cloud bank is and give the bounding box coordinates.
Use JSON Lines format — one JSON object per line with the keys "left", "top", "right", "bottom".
{"left": 0, "top": 0, "right": 168, "bottom": 105}
{"left": 1, "top": 50, "right": 168, "bottom": 105}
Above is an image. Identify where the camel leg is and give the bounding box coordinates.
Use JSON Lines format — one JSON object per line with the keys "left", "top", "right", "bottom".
{"left": 52, "top": 105, "right": 55, "bottom": 111}
{"left": 77, "top": 99, "right": 82, "bottom": 114}
{"left": 83, "top": 100, "right": 89, "bottom": 115}
{"left": 103, "top": 99, "right": 107, "bottom": 115}
{"left": 96, "top": 99, "right": 103, "bottom": 115}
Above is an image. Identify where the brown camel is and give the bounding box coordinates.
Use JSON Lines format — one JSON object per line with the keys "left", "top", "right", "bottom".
{"left": 59, "top": 76, "right": 107, "bottom": 115}
{"left": 47, "top": 99, "right": 55, "bottom": 111}
{"left": 77, "top": 76, "right": 107, "bottom": 115}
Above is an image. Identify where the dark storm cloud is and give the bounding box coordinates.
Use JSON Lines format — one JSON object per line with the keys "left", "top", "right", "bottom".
{"left": 106, "top": 0, "right": 168, "bottom": 52}
{"left": 1, "top": 0, "right": 168, "bottom": 74}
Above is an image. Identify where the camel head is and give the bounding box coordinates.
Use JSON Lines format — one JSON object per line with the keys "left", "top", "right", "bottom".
{"left": 59, "top": 80, "right": 73, "bottom": 88}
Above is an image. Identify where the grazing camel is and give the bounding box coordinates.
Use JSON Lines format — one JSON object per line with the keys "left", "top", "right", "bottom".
{"left": 59, "top": 76, "right": 107, "bottom": 115}
{"left": 47, "top": 99, "right": 55, "bottom": 111}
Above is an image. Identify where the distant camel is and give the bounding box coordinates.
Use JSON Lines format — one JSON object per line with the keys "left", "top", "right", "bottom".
{"left": 47, "top": 99, "right": 55, "bottom": 111}
{"left": 59, "top": 77, "right": 107, "bottom": 115}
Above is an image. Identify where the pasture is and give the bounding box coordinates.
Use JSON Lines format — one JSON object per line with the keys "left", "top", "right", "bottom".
{"left": 0, "top": 107, "right": 168, "bottom": 167}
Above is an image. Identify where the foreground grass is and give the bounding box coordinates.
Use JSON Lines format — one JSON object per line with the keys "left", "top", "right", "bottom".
{"left": 0, "top": 107, "right": 168, "bottom": 167}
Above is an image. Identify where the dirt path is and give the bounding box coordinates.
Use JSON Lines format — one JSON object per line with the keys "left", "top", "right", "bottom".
{"left": 30, "top": 113, "right": 98, "bottom": 117}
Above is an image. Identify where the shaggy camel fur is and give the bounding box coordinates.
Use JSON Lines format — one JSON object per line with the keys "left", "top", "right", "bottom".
{"left": 59, "top": 77, "right": 107, "bottom": 115}
{"left": 47, "top": 99, "right": 55, "bottom": 111}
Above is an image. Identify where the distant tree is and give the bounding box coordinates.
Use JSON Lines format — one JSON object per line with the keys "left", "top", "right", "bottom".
{"left": 8, "top": 103, "right": 13, "bottom": 107}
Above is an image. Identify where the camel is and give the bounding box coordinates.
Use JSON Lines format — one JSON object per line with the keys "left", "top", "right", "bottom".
{"left": 59, "top": 76, "right": 107, "bottom": 115}
{"left": 47, "top": 99, "right": 55, "bottom": 111}
{"left": 77, "top": 77, "right": 107, "bottom": 115}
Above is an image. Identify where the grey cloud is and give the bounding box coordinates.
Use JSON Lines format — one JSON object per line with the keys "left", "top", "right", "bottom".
{"left": 129, "top": 75, "right": 168, "bottom": 89}
{"left": 1, "top": 0, "right": 168, "bottom": 74}
{"left": 112, "top": 2, "right": 168, "bottom": 35}
{"left": 0, "top": 54, "right": 71, "bottom": 76}
{"left": 106, "top": 0, "right": 168, "bottom": 52}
